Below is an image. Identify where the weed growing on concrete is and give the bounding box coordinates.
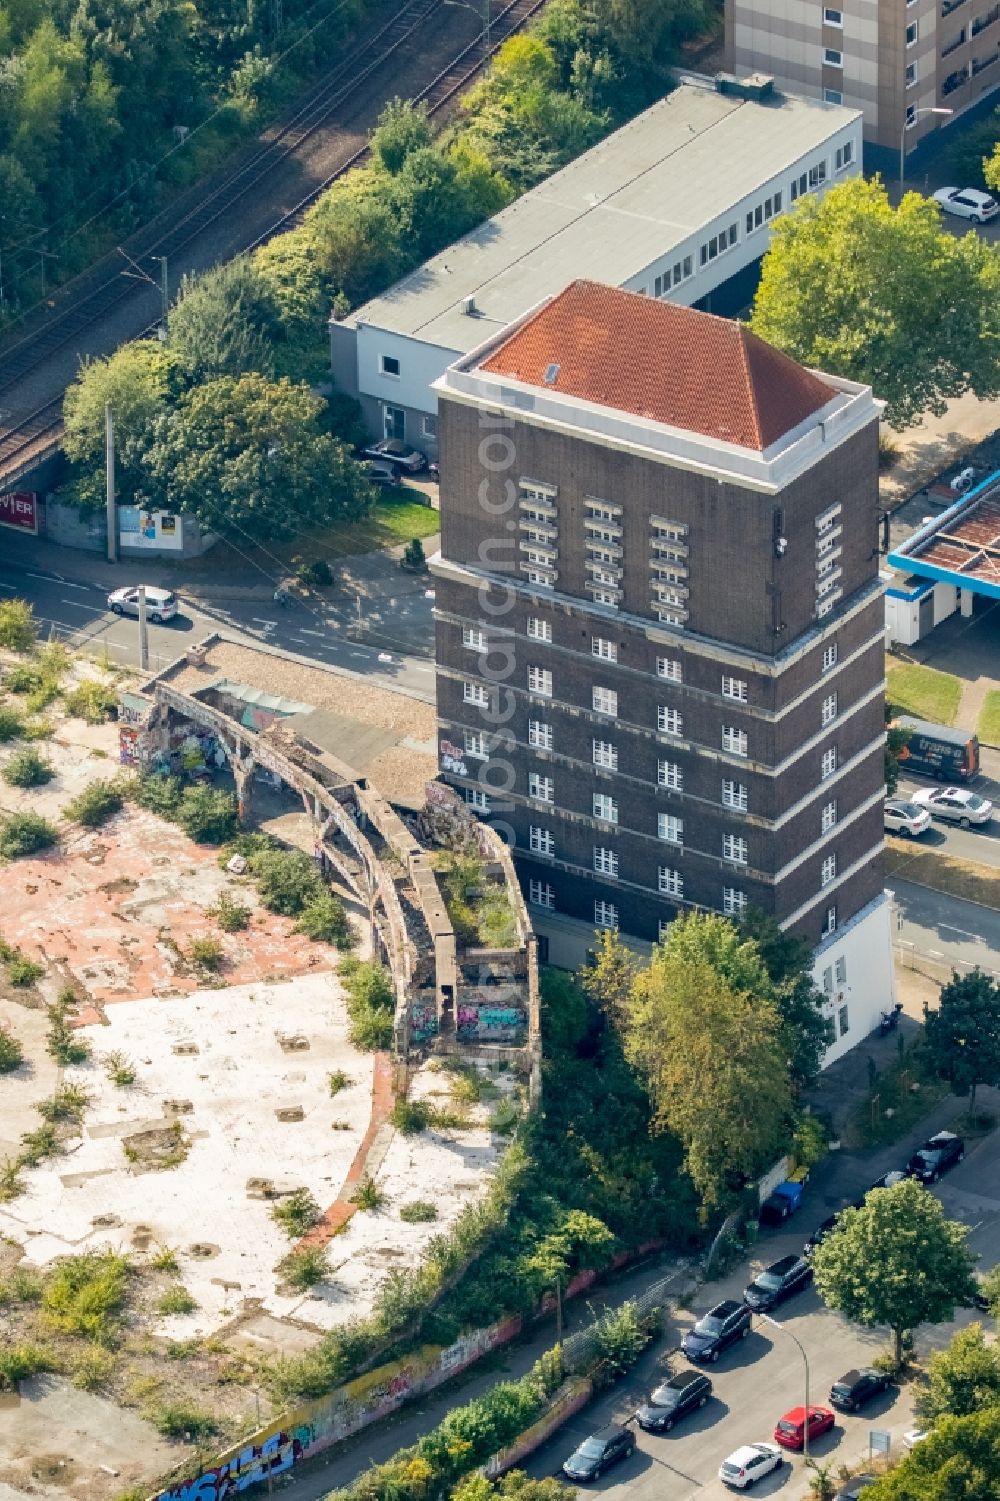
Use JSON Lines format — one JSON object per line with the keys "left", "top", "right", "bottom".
{"left": 0, "top": 705, "right": 25, "bottom": 742}
{"left": 149, "top": 1245, "right": 179, "bottom": 1273}
{"left": 157, "top": 1284, "right": 199, "bottom": 1316}
{"left": 294, "top": 892, "right": 355, "bottom": 949}
{"left": 105, "top": 1051, "right": 137, "bottom": 1088}
{"left": 341, "top": 957, "right": 395, "bottom": 1051}
{"left": 0, "top": 1267, "right": 42, "bottom": 1304}
{"left": 327, "top": 1069, "right": 352, "bottom": 1096}
{"left": 272, "top": 1189, "right": 323, "bottom": 1239}
{"left": 213, "top": 891, "right": 252, "bottom": 932}
{"left": 148, "top": 1401, "right": 220, "bottom": 1440}
{"left": 2, "top": 746, "right": 54, "bottom": 787}
{"left": 42, "top": 1249, "right": 130, "bottom": 1344}
{"left": 125, "top": 1373, "right": 164, "bottom": 1406}
{"left": 6, "top": 949, "right": 44, "bottom": 986}
{"left": 63, "top": 680, "right": 117, "bottom": 725}
{"left": 19, "top": 1122, "right": 60, "bottom": 1165}
{"left": 279, "top": 1245, "right": 330, "bottom": 1291}
{"left": 390, "top": 1098, "right": 466, "bottom": 1136}
{"left": 0, "top": 1159, "right": 26, "bottom": 1201}
{"left": 71, "top": 1346, "right": 116, "bottom": 1391}
{"left": 0, "top": 810, "right": 58, "bottom": 858}
{"left": 123, "top": 1120, "right": 190, "bottom": 1171}
{"left": 64, "top": 778, "right": 125, "bottom": 828}
{"left": 0, "top": 1025, "right": 24, "bottom": 1073}
{"left": 188, "top": 935, "right": 225, "bottom": 973}
{"left": 352, "top": 1174, "right": 386, "bottom": 1212}
{"left": 165, "top": 1338, "right": 202, "bottom": 1360}
{"left": 0, "top": 1341, "right": 53, "bottom": 1390}
{"left": 399, "top": 1201, "right": 438, "bottom": 1223}
{"left": 46, "top": 993, "right": 91, "bottom": 1066}
{"left": 489, "top": 1099, "right": 519, "bottom": 1136}
{"left": 37, "top": 1085, "right": 90, "bottom": 1124}
{"left": 0, "top": 600, "right": 37, "bottom": 653}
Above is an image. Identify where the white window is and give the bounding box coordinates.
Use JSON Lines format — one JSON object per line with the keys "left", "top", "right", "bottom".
{"left": 905, "top": 103, "right": 916, "bottom": 128}
{"left": 809, "top": 160, "right": 829, "bottom": 188}
{"left": 593, "top": 846, "right": 619, "bottom": 877}
{"left": 529, "top": 879, "right": 555, "bottom": 910}
{"left": 824, "top": 905, "right": 837, "bottom": 936}
{"left": 722, "top": 779, "right": 748, "bottom": 811}
{"left": 821, "top": 746, "right": 838, "bottom": 779}
{"left": 658, "top": 918, "right": 673, "bottom": 940}
{"left": 593, "top": 739, "right": 618, "bottom": 770}
{"left": 524, "top": 569, "right": 554, "bottom": 589}
{"left": 699, "top": 222, "right": 739, "bottom": 266}
{"left": 723, "top": 887, "right": 747, "bottom": 918}
{"left": 593, "top": 686, "right": 618, "bottom": 716}
{"left": 658, "top": 813, "right": 683, "bottom": 845}
{"left": 658, "top": 706, "right": 683, "bottom": 736}
{"left": 585, "top": 501, "right": 619, "bottom": 523}
{"left": 464, "top": 681, "right": 489, "bottom": 707}
{"left": 528, "top": 719, "right": 553, "bottom": 751}
{"left": 835, "top": 141, "right": 854, "bottom": 172}
{"left": 905, "top": 61, "right": 917, "bottom": 89}
{"left": 822, "top": 692, "right": 838, "bottom": 726}
{"left": 594, "top": 900, "right": 619, "bottom": 930}
{"left": 464, "top": 729, "right": 487, "bottom": 759}
{"left": 722, "top": 726, "right": 748, "bottom": 757}
{"left": 658, "top": 759, "right": 683, "bottom": 790}
{"left": 658, "top": 866, "right": 683, "bottom": 898}
{"left": 593, "top": 793, "right": 618, "bottom": 824}
{"left": 824, "top": 87, "right": 844, "bottom": 104}
{"left": 379, "top": 354, "right": 400, "bottom": 377}
{"left": 823, "top": 5, "right": 842, "bottom": 23}
{"left": 835, "top": 956, "right": 848, "bottom": 985}
{"left": 722, "top": 675, "right": 748, "bottom": 702}
{"left": 529, "top": 826, "right": 554, "bottom": 855}
{"left": 422, "top": 414, "right": 437, "bottom": 440}
{"left": 529, "top": 772, "right": 554, "bottom": 803}
{"left": 521, "top": 482, "right": 557, "bottom": 505}
{"left": 463, "top": 624, "right": 485, "bottom": 651}
{"left": 527, "top": 616, "right": 552, "bottom": 643}
{"left": 824, "top": 46, "right": 843, "bottom": 65}
{"left": 906, "top": 18, "right": 918, "bottom": 44}
{"left": 822, "top": 642, "right": 838, "bottom": 673}
{"left": 821, "top": 799, "right": 838, "bottom": 833}
{"left": 590, "top": 588, "right": 619, "bottom": 608}
{"left": 466, "top": 787, "right": 489, "bottom": 812}
{"left": 821, "top": 853, "right": 837, "bottom": 886}
{"left": 723, "top": 834, "right": 748, "bottom": 866}
{"left": 528, "top": 666, "right": 552, "bottom": 697}
{"left": 592, "top": 636, "right": 617, "bottom": 662}
{"left": 744, "top": 192, "right": 784, "bottom": 236}
{"left": 656, "top": 657, "right": 682, "bottom": 682}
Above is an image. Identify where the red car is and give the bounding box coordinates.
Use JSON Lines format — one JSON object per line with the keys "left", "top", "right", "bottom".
{"left": 773, "top": 1405, "right": 835, "bottom": 1451}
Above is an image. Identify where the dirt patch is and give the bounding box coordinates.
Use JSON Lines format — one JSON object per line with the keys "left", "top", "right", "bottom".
{"left": 122, "top": 1122, "right": 191, "bottom": 1173}
{"left": 884, "top": 839, "right": 1000, "bottom": 908}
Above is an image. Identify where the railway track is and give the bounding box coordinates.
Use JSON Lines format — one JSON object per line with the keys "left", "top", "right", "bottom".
{"left": 0, "top": 0, "right": 545, "bottom": 492}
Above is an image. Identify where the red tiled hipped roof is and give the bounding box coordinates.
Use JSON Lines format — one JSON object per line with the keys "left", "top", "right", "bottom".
{"left": 477, "top": 280, "right": 834, "bottom": 452}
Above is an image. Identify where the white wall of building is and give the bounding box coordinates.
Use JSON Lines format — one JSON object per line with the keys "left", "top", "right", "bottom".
{"left": 813, "top": 890, "right": 896, "bottom": 1068}
{"left": 356, "top": 326, "right": 462, "bottom": 437}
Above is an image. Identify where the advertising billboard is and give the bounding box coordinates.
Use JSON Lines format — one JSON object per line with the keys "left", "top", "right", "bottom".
{"left": 0, "top": 491, "right": 38, "bottom": 533}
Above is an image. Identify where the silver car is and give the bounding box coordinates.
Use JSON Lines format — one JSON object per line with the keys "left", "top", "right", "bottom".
{"left": 933, "top": 186, "right": 999, "bottom": 223}
{"left": 883, "top": 799, "right": 931, "bottom": 837}
{"left": 909, "top": 786, "right": 993, "bottom": 828}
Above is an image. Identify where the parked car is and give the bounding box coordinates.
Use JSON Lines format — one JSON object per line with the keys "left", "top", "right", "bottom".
{"left": 107, "top": 586, "right": 178, "bottom": 623}
{"left": 681, "top": 1298, "right": 752, "bottom": 1363}
{"left": 759, "top": 1179, "right": 804, "bottom": 1225}
{"left": 933, "top": 186, "right": 999, "bottom": 223}
{"left": 744, "top": 1254, "right": 813, "bottom": 1312}
{"left": 562, "top": 1425, "right": 635, "bottom": 1481}
{"left": 636, "top": 1369, "right": 712, "bottom": 1432}
{"left": 718, "top": 1442, "right": 783, "bottom": 1490}
{"left": 906, "top": 1131, "right": 965, "bottom": 1183}
{"left": 892, "top": 717, "right": 980, "bottom": 781}
{"left": 829, "top": 1368, "right": 891, "bottom": 1412}
{"left": 883, "top": 799, "right": 931, "bottom": 837}
{"left": 804, "top": 1212, "right": 841, "bottom": 1257}
{"left": 862, "top": 1169, "right": 907, "bottom": 1201}
{"left": 909, "top": 786, "right": 993, "bottom": 828}
{"left": 773, "top": 1404, "right": 835, "bottom": 1451}
{"left": 903, "top": 1429, "right": 929, "bottom": 1449}
{"left": 360, "top": 458, "right": 402, "bottom": 486}
{"left": 361, "top": 438, "right": 427, "bottom": 471}
{"left": 834, "top": 1477, "right": 879, "bottom": 1500}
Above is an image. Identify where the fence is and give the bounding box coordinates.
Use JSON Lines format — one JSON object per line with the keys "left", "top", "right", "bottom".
{"left": 560, "top": 1272, "right": 681, "bottom": 1374}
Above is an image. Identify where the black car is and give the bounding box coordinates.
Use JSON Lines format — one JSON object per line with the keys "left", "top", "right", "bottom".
{"left": 906, "top": 1131, "right": 965, "bottom": 1184}
{"left": 743, "top": 1254, "right": 813, "bottom": 1312}
{"left": 562, "top": 1425, "right": 635, "bottom": 1481}
{"left": 855, "top": 1170, "right": 907, "bottom": 1209}
{"left": 637, "top": 1369, "right": 712, "bottom": 1431}
{"left": 833, "top": 1478, "right": 878, "bottom": 1500}
{"left": 804, "top": 1212, "right": 841, "bottom": 1257}
{"left": 681, "top": 1298, "right": 752, "bottom": 1363}
{"left": 829, "top": 1368, "right": 891, "bottom": 1412}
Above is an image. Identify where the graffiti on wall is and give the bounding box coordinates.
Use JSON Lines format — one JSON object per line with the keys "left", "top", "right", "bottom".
{"left": 158, "top": 1426, "right": 316, "bottom": 1501}
{"left": 409, "top": 1000, "right": 438, "bottom": 1043}
{"left": 457, "top": 1000, "right": 527, "bottom": 1041}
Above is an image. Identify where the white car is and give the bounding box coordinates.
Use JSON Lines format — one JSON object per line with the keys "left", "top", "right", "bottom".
{"left": 107, "top": 586, "right": 178, "bottom": 623}
{"left": 719, "top": 1443, "right": 783, "bottom": 1489}
{"left": 903, "top": 1429, "right": 929, "bottom": 1449}
{"left": 884, "top": 799, "right": 932, "bottom": 837}
{"left": 933, "top": 186, "right": 999, "bottom": 223}
{"left": 909, "top": 786, "right": 994, "bottom": 828}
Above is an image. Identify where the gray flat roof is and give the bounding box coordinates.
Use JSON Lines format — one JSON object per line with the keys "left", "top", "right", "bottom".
{"left": 347, "top": 76, "right": 861, "bottom": 353}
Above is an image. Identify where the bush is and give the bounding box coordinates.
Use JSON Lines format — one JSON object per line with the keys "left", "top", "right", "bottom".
{"left": 0, "top": 1027, "right": 24, "bottom": 1073}
{"left": 105, "top": 1051, "right": 137, "bottom": 1087}
{"left": 0, "top": 1159, "right": 26, "bottom": 1202}
{"left": 156, "top": 1285, "right": 198, "bottom": 1316}
{"left": 37, "top": 1085, "right": 90, "bottom": 1123}
{"left": 64, "top": 680, "right": 117, "bottom": 724}
{"left": 188, "top": 935, "right": 225, "bottom": 972}
{"left": 328, "top": 1069, "right": 351, "bottom": 1096}
{"left": 71, "top": 1347, "right": 116, "bottom": 1391}
{"left": 2, "top": 747, "right": 54, "bottom": 787}
{"left": 248, "top": 846, "right": 325, "bottom": 914}
{"left": 47, "top": 1001, "right": 91, "bottom": 1066}
{"left": 343, "top": 959, "right": 395, "bottom": 1050}
{"left": 295, "top": 891, "right": 355, "bottom": 947}
{"left": 41, "top": 1250, "right": 130, "bottom": 1344}
{"left": 0, "top": 1268, "right": 42, "bottom": 1304}
{"left": 148, "top": 1402, "right": 219, "bottom": 1440}
{"left": 352, "top": 1174, "right": 385, "bottom": 1212}
{"left": 272, "top": 1189, "right": 323, "bottom": 1238}
{"left": 0, "top": 811, "right": 58, "bottom": 858}
{"left": 19, "top": 1123, "right": 60, "bottom": 1165}
{"left": 296, "top": 558, "right": 334, "bottom": 588}
{"left": 591, "top": 1302, "right": 654, "bottom": 1381}
{"left": 214, "top": 891, "right": 251, "bottom": 932}
{"left": 149, "top": 1245, "right": 179, "bottom": 1273}
{"left": 400, "top": 1200, "right": 438, "bottom": 1223}
{"left": 6, "top": 951, "right": 43, "bottom": 986}
{"left": 0, "top": 1341, "right": 52, "bottom": 1390}
{"left": 279, "top": 1245, "right": 330, "bottom": 1290}
{"left": 0, "top": 600, "right": 37, "bottom": 653}
{"left": 0, "top": 705, "right": 25, "bottom": 742}
{"left": 65, "top": 779, "right": 124, "bottom": 828}
{"left": 402, "top": 537, "right": 427, "bottom": 571}
{"left": 134, "top": 775, "right": 183, "bottom": 815}
{"left": 176, "top": 785, "right": 239, "bottom": 844}
{"left": 391, "top": 1098, "right": 433, "bottom": 1135}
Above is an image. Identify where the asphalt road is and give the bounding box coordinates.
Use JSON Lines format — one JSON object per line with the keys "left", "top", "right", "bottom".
{"left": 0, "top": 560, "right": 437, "bottom": 700}
{"left": 894, "top": 769, "right": 1000, "bottom": 868}
{"left": 890, "top": 875, "right": 1000, "bottom": 977}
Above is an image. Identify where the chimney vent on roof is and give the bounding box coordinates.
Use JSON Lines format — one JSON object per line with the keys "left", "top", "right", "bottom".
{"left": 462, "top": 295, "right": 477, "bottom": 315}
{"left": 715, "top": 71, "right": 774, "bottom": 102}
{"left": 543, "top": 363, "right": 560, "bottom": 385}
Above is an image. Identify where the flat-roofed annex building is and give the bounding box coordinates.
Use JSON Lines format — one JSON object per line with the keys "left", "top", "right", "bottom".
{"left": 431, "top": 279, "right": 896, "bottom": 1067}
{"left": 330, "top": 74, "right": 861, "bottom": 463}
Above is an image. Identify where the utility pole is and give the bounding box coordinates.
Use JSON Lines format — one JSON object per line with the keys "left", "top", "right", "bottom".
{"left": 555, "top": 1273, "right": 563, "bottom": 1347}
{"left": 152, "top": 254, "right": 169, "bottom": 336}
{"left": 105, "top": 402, "right": 117, "bottom": 563}
{"left": 137, "top": 584, "right": 149, "bottom": 672}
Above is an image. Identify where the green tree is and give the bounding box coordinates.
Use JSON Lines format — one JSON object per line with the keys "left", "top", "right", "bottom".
{"left": 987, "top": 140, "right": 1000, "bottom": 197}
{"left": 167, "top": 258, "right": 281, "bottom": 382}
{"left": 916, "top": 1323, "right": 1000, "bottom": 1425}
{"left": 924, "top": 968, "right": 1000, "bottom": 1113}
{"left": 750, "top": 176, "right": 1000, "bottom": 428}
{"left": 146, "top": 373, "right": 373, "bottom": 539}
{"left": 618, "top": 913, "right": 793, "bottom": 1217}
{"left": 579, "top": 928, "right": 638, "bottom": 1019}
{"left": 62, "top": 340, "right": 179, "bottom": 508}
{"left": 885, "top": 714, "right": 911, "bottom": 796}
{"left": 810, "top": 1178, "right": 978, "bottom": 1367}
{"left": 370, "top": 98, "right": 434, "bottom": 174}
{"left": 863, "top": 1407, "right": 1000, "bottom": 1501}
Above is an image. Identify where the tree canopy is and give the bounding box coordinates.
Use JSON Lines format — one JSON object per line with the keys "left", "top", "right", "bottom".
{"left": 62, "top": 339, "right": 180, "bottom": 508}
{"left": 750, "top": 176, "right": 1000, "bottom": 428}
{"left": 810, "top": 1177, "right": 978, "bottom": 1366}
{"left": 167, "top": 259, "right": 282, "bottom": 383}
{"left": 924, "top": 968, "right": 1000, "bottom": 1112}
{"left": 916, "top": 1324, "right": 1000, "bottom": 1426}
{"left": 864, "top": 1407, "right": 1000, "bottom": 1501}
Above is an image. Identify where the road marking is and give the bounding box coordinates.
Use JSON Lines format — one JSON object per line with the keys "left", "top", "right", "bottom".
{"left": 60, "top": 598, "right": 98, "bottom": 610}
{"left": 298, "top": 629, "right": 327, "bottom": 638}
{"left": 288, "top": 637, "right": 309, "bottom": 645}
{"left": 0, "top": 582, "right": 16, "bottom": 592}
{"left": 927, "top": 949, "right": 944, "bottom": 958}
{"left": 60, "top": 580, "right": 93, "bottom": 592}
{"left": 938, "top": 925, "right": 987, "bottom": 941}
{"left": 27, "top": 571, "right": 62, "bottom": 583}
{"left": 251, "top": 618, "right": 277, "bottom": 631}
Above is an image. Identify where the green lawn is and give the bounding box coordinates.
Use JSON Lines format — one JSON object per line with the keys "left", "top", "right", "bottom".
{"left": 978, "top": 690, "right": 1000, "bottom": 747}
{"left": 885, "top": 660, "right": 963, "bottom": 726}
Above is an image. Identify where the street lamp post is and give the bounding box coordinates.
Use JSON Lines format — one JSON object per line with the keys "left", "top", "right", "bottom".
{"left": 758, "top": 1313, "right": 811, "bottom": 1464}
{"left": 900, "top": 107, "right": 953, "bottom": 186}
